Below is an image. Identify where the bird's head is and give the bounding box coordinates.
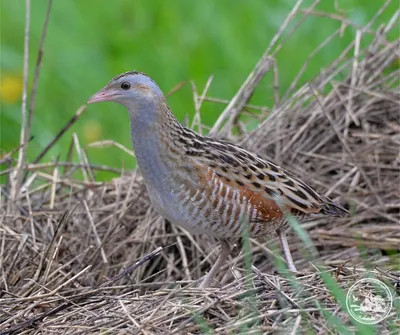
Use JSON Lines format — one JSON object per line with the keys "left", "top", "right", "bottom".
{"left": 88, "top": 71, "right": 164, "bottom": 110}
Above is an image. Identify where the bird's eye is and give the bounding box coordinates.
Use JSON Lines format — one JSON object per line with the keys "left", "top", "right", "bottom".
{"left": 121, "top": 81, "right": 131, "bottom": 90}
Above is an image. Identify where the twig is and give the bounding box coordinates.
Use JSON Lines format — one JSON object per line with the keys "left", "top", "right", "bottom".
{"left": 0, "top": 136, "right": 34, "bottom": 165}
{"left": 191, "top": 76, "right": 213, "bottom": 134}
{"left": 209, "top": 55, "right": 274, "bottom": 137}
{"left": 166, "top": 80, "right": 189, "bottom": 98}
{"left": 88, "top": 139, "right": 135, "bottom": 157}
{"left": 201, "top": 96, "right": 271, "bottom": 113}
{"left": 83, "top": 200, "right": 108, "bottom": 264}
{"left": 73, "top": 133, "right": 89, "bottom": 182}
{"left": 32, "top": 105, "right": 87, "bottom": 164}
{"left": 10, "top": 0, "right": 31, "bottom": 208}
{"left": 266, "top": 0, "right": 307, "bottom": 57}
{"left": 27, "top": 0, "right": 54, "bottom": 148}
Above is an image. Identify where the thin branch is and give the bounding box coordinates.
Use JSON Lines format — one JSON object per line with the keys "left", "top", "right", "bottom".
{"left": 27, "top": 0, "right": 54, "bottom": 146}
{"left": 10, "top": 0, "right": 31, "bottom": 208}
{"left": 32, "top": 105, "right": 87, "bottom": 164}
{"left": 209, "top": 56, "right": 274, "bottom": 137}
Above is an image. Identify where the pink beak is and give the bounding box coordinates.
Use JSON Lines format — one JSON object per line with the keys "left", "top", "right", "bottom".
{"left": 88, "top": 88, "right": 120, "bottom": 104}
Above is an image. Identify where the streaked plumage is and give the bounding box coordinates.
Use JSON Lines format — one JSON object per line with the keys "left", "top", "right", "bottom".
{"left": 88, "top": 71, "right": 349, "bottom": 288}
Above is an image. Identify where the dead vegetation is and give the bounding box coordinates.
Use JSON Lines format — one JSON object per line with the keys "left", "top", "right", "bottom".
{"left": 1, "top": 1, "right": 399, "bottom": 334}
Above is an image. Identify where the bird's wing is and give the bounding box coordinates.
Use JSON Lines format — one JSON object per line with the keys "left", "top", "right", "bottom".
{"left": 189, "top": 139, "right": 348, "bottom": 219}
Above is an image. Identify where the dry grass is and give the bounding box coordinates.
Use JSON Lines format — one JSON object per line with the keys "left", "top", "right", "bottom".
{"left": 1, "top": 1, "right": 399, "bottom": 334}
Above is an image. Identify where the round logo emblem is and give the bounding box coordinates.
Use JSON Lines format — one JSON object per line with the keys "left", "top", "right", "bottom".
{"left": 346, "top": 278, "right": 393, "bottom": 324}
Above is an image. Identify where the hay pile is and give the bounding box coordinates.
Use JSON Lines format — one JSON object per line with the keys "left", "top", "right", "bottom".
{"left": 1, "top": 2, "right": 399, "bottom": 334}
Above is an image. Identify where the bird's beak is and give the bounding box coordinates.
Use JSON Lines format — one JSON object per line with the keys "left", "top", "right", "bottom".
{"left": 88, "top": 88, "right": 119, "bottom": 104}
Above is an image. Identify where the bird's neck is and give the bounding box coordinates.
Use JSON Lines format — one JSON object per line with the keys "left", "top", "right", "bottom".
{"left": 128, "top": 100, "right": 186, "bottom": 190}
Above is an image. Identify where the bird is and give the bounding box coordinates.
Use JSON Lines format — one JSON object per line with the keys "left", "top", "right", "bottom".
{"left": 88, "top": 71, "right": 349, "bottom": 288}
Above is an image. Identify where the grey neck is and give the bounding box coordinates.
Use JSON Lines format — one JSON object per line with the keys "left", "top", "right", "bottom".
{"left": 128, "top": 111, "right": 172, "bottom": 191}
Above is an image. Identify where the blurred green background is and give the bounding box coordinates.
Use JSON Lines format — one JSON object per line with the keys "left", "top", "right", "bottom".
{"left": 1, "top": 0, "right": 398, "bottom": 180}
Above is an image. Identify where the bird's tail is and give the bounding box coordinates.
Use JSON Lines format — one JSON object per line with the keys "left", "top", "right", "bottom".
{"left": 320, "top": 198, "right": 349, "bottom": 217}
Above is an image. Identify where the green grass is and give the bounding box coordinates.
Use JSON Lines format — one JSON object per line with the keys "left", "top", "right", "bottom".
{"left": 1, "top": 0, "right": 398, "bottom": 181}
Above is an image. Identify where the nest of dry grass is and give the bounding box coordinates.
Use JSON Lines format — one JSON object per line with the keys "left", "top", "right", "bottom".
{"left": 1, "top": 2, "right": 399, "bottom": 334}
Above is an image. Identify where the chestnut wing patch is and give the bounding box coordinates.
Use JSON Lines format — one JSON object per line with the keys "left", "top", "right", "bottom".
{"left": 192, "top": 164, "right": 288, "bottom": 235}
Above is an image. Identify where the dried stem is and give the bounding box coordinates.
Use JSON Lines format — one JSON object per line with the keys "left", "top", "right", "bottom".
{"left": 10, "top": 0, "right": 31, "bottom": 209}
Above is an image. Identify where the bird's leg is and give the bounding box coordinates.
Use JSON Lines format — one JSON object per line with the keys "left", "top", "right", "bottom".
{"left": 276, "top": 228, "right": 297, "bottom": 272}
{"left": 200, "top": 240, "right": 231, "bottom": 289}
